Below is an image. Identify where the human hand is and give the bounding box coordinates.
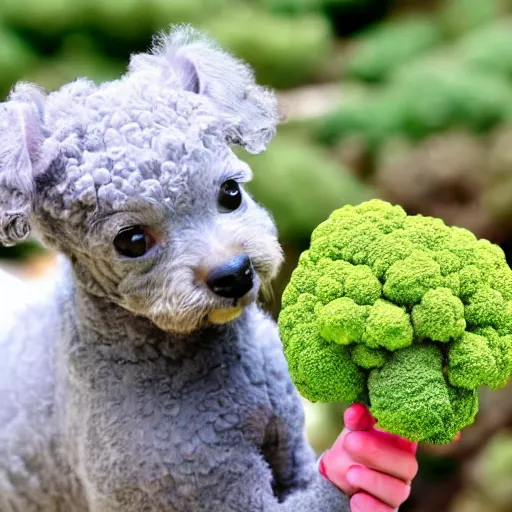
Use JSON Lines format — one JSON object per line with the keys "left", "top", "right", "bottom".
{"left": 319, "top": 403, "right": 419, "bottom": 512}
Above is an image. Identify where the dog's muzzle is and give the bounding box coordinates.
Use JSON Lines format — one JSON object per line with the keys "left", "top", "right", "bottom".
{"left": 206, "top": 254, "right": 253, "bottom": 300}
{"left": 205, "top": 254, "right": 255, "bottom": 325}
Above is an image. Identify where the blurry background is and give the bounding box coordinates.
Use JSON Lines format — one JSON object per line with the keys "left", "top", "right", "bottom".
{"left": 2, "top": 0, "right": 512, "bottom": 510}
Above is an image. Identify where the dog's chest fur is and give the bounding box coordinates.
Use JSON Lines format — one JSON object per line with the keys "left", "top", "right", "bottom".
{"left": 60, "top": 297, "right": 276, "bottom": 508}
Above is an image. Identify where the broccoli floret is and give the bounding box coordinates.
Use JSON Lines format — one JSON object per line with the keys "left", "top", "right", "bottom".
{"left": 412, "top": 288, "right": 466, "bottom": 342}
{"left": 278, "top": 199, "right": 512, "bottom": 443}
{"left": 296, "top": 335, "right": 366, "bottom": 403}
{"left": 448, "top": 331, "right": 498, "bottom": 389}
{"left": 465, "top": 287, "right": 506, "bottom": 328}
{"left": 441, "top": 385, "right": 479, "bottom": 444}
{"left": 351, "top": 344, "right": 388, "bottom": 369}
{"left": 362, "top": 299, "right": 413, "bottom": 350}
{"left": 448, "top": 328, "right": 512, "bottom": 390}
{"left": 344, "top": 265, "right": 382, "bottom": 305}
{"left": 317, "top": 297, "right": 369, "bottom": 345}
{"left": 383, "top": 251, "right": 444, "bottom": 305}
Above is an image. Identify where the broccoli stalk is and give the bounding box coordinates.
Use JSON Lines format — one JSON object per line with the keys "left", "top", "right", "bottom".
{"left": 278, "top": 200, "right": 512, "bottom": 444}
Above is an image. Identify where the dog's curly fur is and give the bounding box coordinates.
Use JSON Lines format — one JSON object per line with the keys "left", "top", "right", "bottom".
{"left": 0, "top": 26, "right": 349, "bottom": 511}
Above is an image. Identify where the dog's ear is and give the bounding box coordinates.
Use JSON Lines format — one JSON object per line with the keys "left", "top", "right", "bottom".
{"left": 0, "top": 84, "right": 46, "bottom": 246}
{"left": 132, "top": 25, "right": 281, "bottom": 154}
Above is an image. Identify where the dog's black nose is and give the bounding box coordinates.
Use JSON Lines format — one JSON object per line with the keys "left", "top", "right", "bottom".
{"left": 206, "top": 254, "right": 253, "bottom": 299}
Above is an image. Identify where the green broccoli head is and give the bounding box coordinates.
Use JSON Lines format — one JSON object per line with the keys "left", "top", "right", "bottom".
{"left": 278, "top": 199, "right": 512, "bottom": 443}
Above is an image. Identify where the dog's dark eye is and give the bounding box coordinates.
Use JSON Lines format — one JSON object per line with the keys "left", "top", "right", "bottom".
{"left": 114, "top": 226, "right": 155, "bottom": 258}
{"left": 218, "top": 180, "right": 242, "bottom": 212}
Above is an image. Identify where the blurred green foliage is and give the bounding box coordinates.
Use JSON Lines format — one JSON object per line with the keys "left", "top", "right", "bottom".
{"left": 317, "top": 90, "right": 407, "bottom": 149}
{"left": 455, "top": 19, "right": 512, "bottom": 79}
{"left": 243, "top": 132, "right": 372, "bottom": 240}
{"left": 0, "top": 28, "right": 35, "bottom": 95}
{"left": 476, "top": 431, "right": 512, "bottom": 506}
{"left": 0, "top": 0, "right": 336, "bottom": 92}
{"left": 0, "top": 0, "right": 228, "bottom": 38}
{"left": 319, "top": 65, "right": 512, "bottom": 150}
{"left": 318, "top": 21, "right": 512, "bottom": 154}
{"left": 201, "top": 8, "right": 333, "bottom": 89}
{"left": 345, "top": 16, "right": 442, "bottom": 82}
{"left": 24, "top": 34, "right": 125, "bottom": 93}
{"left": 263, "top": 0, "right": 373, "bottom": 15}
{"left": 257, "top": 0, "right": 392, "bottom": 35}
{"left": 438, "top": 0, "right": 511, "bottom": 38}
{"left": 0, "top": 240, "right": 47, "bottom": 260}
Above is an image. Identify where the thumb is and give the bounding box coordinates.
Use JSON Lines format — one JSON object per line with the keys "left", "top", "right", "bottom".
{"left": 343, "top": 403, "right": 376, "bottom": 432}
{"left": 326, "top": 403, "right": 374, "bottom": 466}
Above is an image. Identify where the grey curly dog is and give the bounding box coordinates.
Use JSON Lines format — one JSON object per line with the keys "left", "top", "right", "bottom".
{"left": 0, "top": 26, "right": 349, "bottom": 512}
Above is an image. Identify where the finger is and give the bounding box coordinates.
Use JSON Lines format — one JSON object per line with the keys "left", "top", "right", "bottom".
{"left": 344, "top": 431, "right": 419, "bottom": 482}
{"left": 350, "top": 492, "right": 396, "bottom": 512}
{"left": 319, "top": 450, "right": 358, "bottom": 496}
{"left": 346, "top": 465, "right": 411, "bottom": 509}
{"left": 344, "top": 403, "right": 376, "bottom": 432}
{"left": 330, "top": 404, "right": 376, "bottom": 455}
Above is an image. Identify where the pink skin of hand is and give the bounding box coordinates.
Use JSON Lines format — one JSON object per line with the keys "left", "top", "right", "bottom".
{"left": 319, "top": 403, "right": 419, "bottom": 512}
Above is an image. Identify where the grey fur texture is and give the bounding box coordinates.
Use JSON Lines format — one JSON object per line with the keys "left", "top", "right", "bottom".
{"left": 0, "top": 26, "right": 349, "bottom": 511}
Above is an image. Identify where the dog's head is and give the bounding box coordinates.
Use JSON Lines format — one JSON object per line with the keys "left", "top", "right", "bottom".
{"left": 0, "top": 26, "right": 283, "bottom": 333}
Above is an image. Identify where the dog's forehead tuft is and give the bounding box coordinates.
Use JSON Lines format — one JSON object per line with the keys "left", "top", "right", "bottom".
{"left": 37, "top": 86, "right": 241, "bottom": 225}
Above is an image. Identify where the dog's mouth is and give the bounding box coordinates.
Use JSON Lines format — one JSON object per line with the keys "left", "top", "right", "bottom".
{"left": 207, "top": 284, "right": 258, "bottom": 325}
{"left": 208, "top": 305, "right": 244, "bottom": 324}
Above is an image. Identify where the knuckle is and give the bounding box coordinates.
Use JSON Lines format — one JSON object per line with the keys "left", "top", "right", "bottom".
{"left": 396, "top": 482, "right": 411, "bottom": 506}
{"left": 345, "top": 432, "right": 371, "bottom": 457}
{"left": 406, "top": 458, "right": 419, "bottom": 480}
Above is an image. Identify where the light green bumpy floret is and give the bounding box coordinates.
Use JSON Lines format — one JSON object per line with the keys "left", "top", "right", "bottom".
{"left": 362, "top": 299, "right": 413, "bottom": 350}
{"left": 448, "top": 328, "right": 512, "bottom": 391}
{"left": 278, "top": 199, "right": 512, "bottom": 443}
{"left": 351, "top": 345, "right": 388, "bottom": 369}
{"left": 383, "top": 252, "right": 444, "bottom": 305}
{"left": 296, "top": 335, "right": 366, "bottom": 403}
{"left": 412, "top": 288, "right": 466, "bottom": 342}
{"left": 317, "top": 297, "right": 369, "bottom": 345}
